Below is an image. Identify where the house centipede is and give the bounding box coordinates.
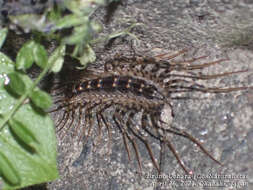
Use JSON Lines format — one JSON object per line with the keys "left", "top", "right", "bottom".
{"left": 49, "top": 49, "right": 252, "bottom": 174}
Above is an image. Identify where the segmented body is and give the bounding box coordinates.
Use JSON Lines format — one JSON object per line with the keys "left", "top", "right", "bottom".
{"left": 74, "top": 75, "right": 165, "bottom": 101}
{"left": 50, "top": 50, "right": 251, "bottom": 174}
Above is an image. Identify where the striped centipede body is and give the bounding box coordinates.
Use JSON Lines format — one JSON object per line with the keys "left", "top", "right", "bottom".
{"left": 50, "top": 49, "right": 252, "bottom": 174}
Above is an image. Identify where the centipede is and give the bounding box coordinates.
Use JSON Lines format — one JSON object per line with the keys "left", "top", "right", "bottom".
{"left": 49, "top": 49, "right": 252, "bottom": 174}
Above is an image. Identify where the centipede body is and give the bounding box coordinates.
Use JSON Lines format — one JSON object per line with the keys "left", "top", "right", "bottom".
{"left": 49, "top": 49, "right": 252, "bottom": 174}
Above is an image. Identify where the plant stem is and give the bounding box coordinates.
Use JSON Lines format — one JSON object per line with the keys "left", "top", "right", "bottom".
{"left": 90, "top": 23, "right": 141, "bottom": 45}
{"left": 0, "top": 60, "right": 52, "bottom": 131}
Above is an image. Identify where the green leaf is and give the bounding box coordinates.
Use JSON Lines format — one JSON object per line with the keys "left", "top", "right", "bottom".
{"left": 16, "top": 41, "right": 36, "bottom": 71}
{"left": 55, "top": 14, "right": 88, "bottom": 30}
{"left": 90, "top": 21, "right": 103, "bottom": 33}
{"left": 47, "top": 4, "right": 61, "bottom": 22}
{"left": 78, "top": 44, "right": 96, "bottom": 68}
{"left": 8, "top": 118, "right": 38, "bottom": 150}
{"left": 0, "top": 54, "right": 58, "bottom": 190}
{"left": 50, "top": 57, "right": 64, "bottom": 73}
{"left": 63, "top": 24, "right": 92, "bottom": 45}
{"left": 33, "top": 43, "right": 48, "bottom": 69}
{"left": 9, "top": 14, "right": 52, "bottom": 33}
{"left": 0, "top": 152, "right": 21, "bottom": 186}
{"left": 29, "top": 90, "right": 52, "bottom": 110}
{"left": 49, "top": 45, "right": 66, "bottom": 73}
{"left": 5, "top": 72, "right": 26, "bottom": 96}
{"left": 0, "top": 28, "right": 8, "bottom": 49}
{"left": 0, "top": 52, "right": 14, "bottom": 67}
{"left": 64, "top": 0, "right": 105, "bottom": 16}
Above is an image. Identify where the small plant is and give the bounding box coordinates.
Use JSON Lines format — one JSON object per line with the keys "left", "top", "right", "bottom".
{"left": 0, "top": 28, "right": 61, "bottom": 190}
{"left": 0, "top": 0, "right": 138, "bottom": 189}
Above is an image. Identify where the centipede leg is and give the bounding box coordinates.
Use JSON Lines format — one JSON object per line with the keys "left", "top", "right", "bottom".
{"left": 127, "top": 113, "right": 160, "bottom": 173}
{"left": 155, "top": 48, "right": 188, "bottom": 60}
{"left": 94, "top": 102, "right": 113, "bottom": 145}
{"left": 181, "top": 59, "right": 228, "bottom": 70}
{"left": 141, "top": 112, "right": 160, "bottom": 139}
{"left": 93, "top": 111, "right": 104, "bottom": 151}
{"left": 48, "top": 101, "right": 70, "bottom": 113}
{"left": 164, "top": 137, "right": 190, "bottom": 174}
{"left": 56, "top": 106, "right": 79, "bottom": 140}
{"left": 113, "top": 111, "right": 131, "bottom": 160}
{"left": 80, "top": 107, "right": 93, "bottom": 145}
{"left": 133, "top": 129, "right": 160, "bottom": 173}
{"left": 172, "top": 55, "right": 208, "bottom": 66}
{"left": 99, "top": 112, "right": 112, "bottom": 156}
{"left": 79, "top": 101, "right": 101, "bottom": 144}
{"left": 165, "top": 78, "right": 203, "bottom": 88}
{"left": 125, "top": 113, "right": 143, "bottom": 173}
{"left": 59, "top": 105, "right": 77, "bottom": 139}
{"left": 129, "top": 135, "right": 142, "bottom": 173}
{"left": 55, "top": 108, "right": 69, "bottom": 129}
{"left": 122, "top": 130, "right": 132, "bottom": 162}
{"left": 113, "top": 110, "right": 143, "bottom": 172}
{"left": 168, "top": 85, "right": 252, "bottom": 94}
{"left": 166, "top": 69, "right": 249, "bottom": 81}
{"left": 92, "top": 101, "right": 114, "bottom": 154}
{"left": 148, "top": 112, "right": 191, "bottom": 173}
{"left": 72, "top": 104, "right": 83, "bottom": 139}
{"left": 56, "top": 110, "right": 70, "bottom": 136}
{"left": 201, "top": 86, "right": 252, "bottom": 93}
{"left": 118, "top": 115, "right": 142, "bottom": 172}
{"left": 50, "top": 83, "right": 72, "bottom": 96}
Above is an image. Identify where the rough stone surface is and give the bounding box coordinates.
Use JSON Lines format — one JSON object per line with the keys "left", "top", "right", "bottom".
{"left": 17, "top": 0, "right": 253, "bottom": 190}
